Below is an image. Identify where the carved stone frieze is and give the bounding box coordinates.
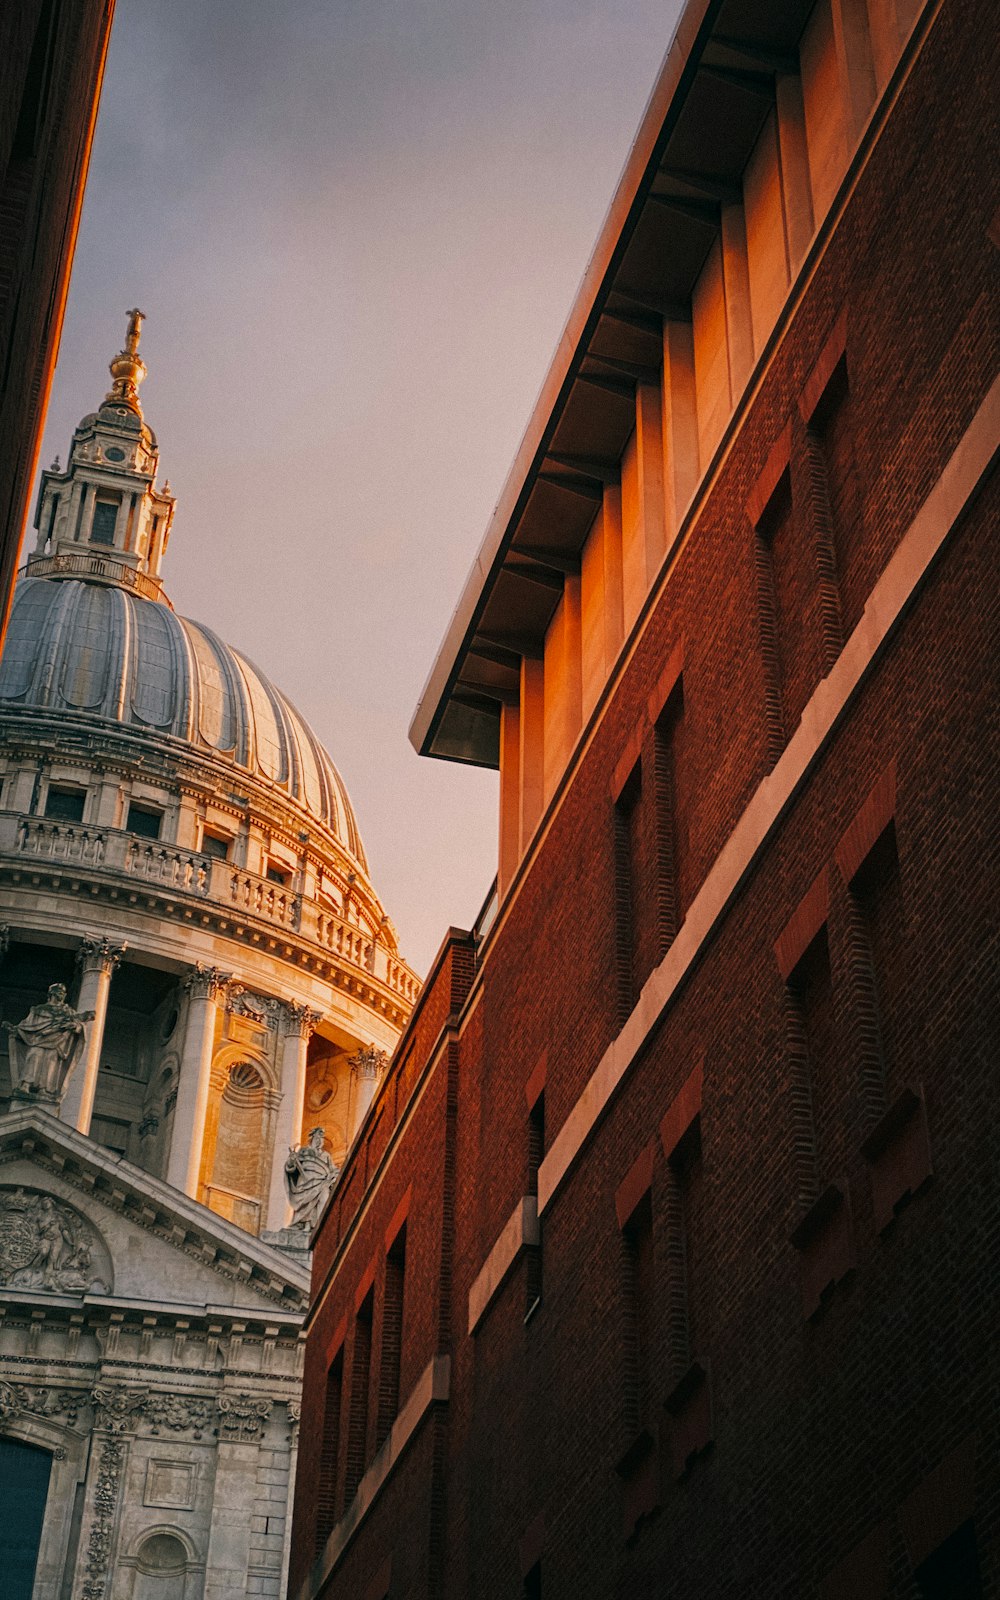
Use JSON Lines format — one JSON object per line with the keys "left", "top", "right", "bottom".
{"left": 0, "top": 1380, "right": 90, "bottom": 1426}
{"left": 92, "top": 1385, "right": 147, "bottom": 1435}
{"left": 0, "top": 1188, "right": 111, "bottom": 1293}
{"left": 144, "top": 1391, "right": 214, "bottom": 1438}
{"left": 216, "top": 1391, "right": 272, "bottom": 1442}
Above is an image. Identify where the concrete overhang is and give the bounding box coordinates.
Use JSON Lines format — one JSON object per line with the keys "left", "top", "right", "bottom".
{"left": 409, "top": 0, "right": 815, "bottom": 769}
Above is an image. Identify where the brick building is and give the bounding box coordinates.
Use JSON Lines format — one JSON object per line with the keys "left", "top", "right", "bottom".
{"left": 289, "top": 0, "right": 1000, "bottom": 1593}
{"left": 0, "top": 0, "right": 115, "bottom": 635}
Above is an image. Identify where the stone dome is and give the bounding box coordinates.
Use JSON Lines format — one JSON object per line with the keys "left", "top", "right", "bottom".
{"left": 0, "top": 574, "right": 368, "bottom": 869}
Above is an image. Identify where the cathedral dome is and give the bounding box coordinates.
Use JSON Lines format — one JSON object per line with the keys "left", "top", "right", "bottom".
{"left": 0, "top": 574, "right": 368, "bottom": 868}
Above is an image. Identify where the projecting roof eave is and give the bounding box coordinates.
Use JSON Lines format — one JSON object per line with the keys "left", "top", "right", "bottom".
{"left": 409, "top": 0, "right": 814, "bottom": 769}
{"left": 409, "top": 0, "right": 715, "bottom": 769}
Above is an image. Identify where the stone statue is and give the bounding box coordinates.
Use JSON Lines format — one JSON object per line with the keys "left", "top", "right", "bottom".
{"left": 2, "top": 983, "right": 94, "bottom": 1106}
{"left": 284, "top": 1127, "right": 338, "bottom": 1233}
{"left": 0, "top": 1188, "right": 110, "bottom": 1293}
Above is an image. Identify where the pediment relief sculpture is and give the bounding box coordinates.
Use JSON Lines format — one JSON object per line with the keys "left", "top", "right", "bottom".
{"left": 2, "top": 983, "right": 94, "bottom": 1106}
{"left": 0, "top": 1187, "right": 112, "bottom": 1294}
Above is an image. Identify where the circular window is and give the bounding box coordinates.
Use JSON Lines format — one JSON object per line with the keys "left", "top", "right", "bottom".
{"left": 308, "top": 1084, "right": 334, "bottom": 1109}
{"left": 105, "top": 446, "right": 126, "bottom": 462}
{"left": 159, "top": 1007, "right": 178, "bottom": 1043}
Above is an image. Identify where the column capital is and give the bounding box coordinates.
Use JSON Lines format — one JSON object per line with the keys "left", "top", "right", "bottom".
{"left": 281, "top": 1000, "right": 322, "bottom": 1039}
{"left": 77, "top": 935, "right": 127, "bottom": 976}
{"left": 183, "top": 961, "right": 232, "bottom": 1002}
{"left": 349, "top": 1042, "right": 389, "bottom": 1082}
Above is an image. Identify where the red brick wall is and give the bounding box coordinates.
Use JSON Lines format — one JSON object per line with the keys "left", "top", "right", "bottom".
{"left": 291, "top": 1, "right": 1000, "bottom": 1593}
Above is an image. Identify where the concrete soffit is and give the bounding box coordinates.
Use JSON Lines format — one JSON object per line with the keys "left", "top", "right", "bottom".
{"left": 408, "top": 0, "right": 825, "bottom": 764}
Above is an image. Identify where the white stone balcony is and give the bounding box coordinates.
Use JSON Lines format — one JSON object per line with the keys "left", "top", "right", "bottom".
{"left": 0, "top": 813, "right": 420, "bottom": 1004}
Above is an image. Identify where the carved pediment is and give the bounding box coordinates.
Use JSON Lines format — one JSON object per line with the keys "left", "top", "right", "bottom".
{"left": 0, "top": 1185, "right": 113, "bottom": 1294}
{"left": 0, "top": 1108, "right": 309, "bottom": 1312}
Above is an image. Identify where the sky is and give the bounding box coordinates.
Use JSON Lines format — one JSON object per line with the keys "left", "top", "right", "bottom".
{"left": 38, "top": 0, "right": 684, "bottom": 976}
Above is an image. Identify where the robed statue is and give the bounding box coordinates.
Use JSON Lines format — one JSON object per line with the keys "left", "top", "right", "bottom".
{"left": 284, "top": 1127, "right": 339, "bottom": 1233}
{"left": 2, "top": 983, "right": 94, "bottom": 1107}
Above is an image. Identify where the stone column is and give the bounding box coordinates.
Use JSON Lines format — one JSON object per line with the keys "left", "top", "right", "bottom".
{"left": 349, "top": 1043, "right": 389, "bottom": 1142}
{"left": 265, "top": 1004, "right": 320, "bottom": 1231}
{"left": 166, "top": 964, "right": 230, "bottom": 1198}
{"left": 61, "top": 938, "right": 126, "bottom": 1135}
{"left": 78, "top": 482, "right": 96, "bottom": 542}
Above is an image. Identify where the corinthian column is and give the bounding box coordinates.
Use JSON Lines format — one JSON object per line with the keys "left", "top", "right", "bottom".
{"left": 265, "top": 1002, "right": 320, "bottom": 1231}
{"left": 61, "top": 937, "right": 126, "bottom": 1134}
{"left": 349, "top": 1043, "right": 388, "bottom": 1142}
{"left": 166, "top": 964, "right": 230, "bottom": 1198}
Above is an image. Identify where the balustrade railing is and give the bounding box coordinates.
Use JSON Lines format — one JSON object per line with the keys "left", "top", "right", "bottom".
{"left": 228, "top": 868, "right": 299, "bottom": 929}
{"left": 125, "top": 839, "right": 212, "bottom": 893}
{"left": 315, "top": 908, "right": 373, "bottom": 969}
{"left": 1, "top": 813, "right": 419, "bottom": 997}
{"left": 16, "top": 816, "right": 107, "bottom": 864}
{"left": 20, "top": 551, "right": 169, "bottom": 606}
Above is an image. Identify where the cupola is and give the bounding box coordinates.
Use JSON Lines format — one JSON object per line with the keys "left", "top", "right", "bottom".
{"left": 28, "top": 309, "right": 176, "bottom": 601}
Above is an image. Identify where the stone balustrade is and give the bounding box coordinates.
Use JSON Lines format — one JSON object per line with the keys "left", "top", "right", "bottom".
{"left": 20, "top": 551, "right": 169, "bottom": 606}
{"left": 126, "top": 837, "right": 213, "bottom": 893}
{"left": 228, "top": 867, "right": 299, "bottom": 929}
{"left": 0, "top": 813, "right": 419, "bottom": 999}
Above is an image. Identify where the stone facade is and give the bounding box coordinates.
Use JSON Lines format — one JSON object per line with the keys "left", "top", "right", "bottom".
{"left": 0, "top": 322, "right": 418, "bottom": 1595}
{"left": 0, "top": 1109, "right": 307, "bottom": 1600}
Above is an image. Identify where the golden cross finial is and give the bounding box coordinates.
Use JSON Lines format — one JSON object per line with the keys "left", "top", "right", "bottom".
{"left": 125, "top": 307, "right": 145, "bottom": 354}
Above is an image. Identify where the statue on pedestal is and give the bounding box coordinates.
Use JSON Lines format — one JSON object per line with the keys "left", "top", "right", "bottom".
{"left": 284, "top": 1127, "right": 338, "bottom": 1233}
{"left": 2, "top": 983, "right": 94, "bottom": 1107}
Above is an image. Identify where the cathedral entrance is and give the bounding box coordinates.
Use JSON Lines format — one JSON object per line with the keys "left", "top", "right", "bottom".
{"left": 0, "top": 1436, "right": 52, "bottom": 1598}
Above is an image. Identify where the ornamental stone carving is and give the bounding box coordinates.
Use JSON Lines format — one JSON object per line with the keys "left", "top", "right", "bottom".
{"left": 92, "top": 1385, "right": 147, "bottom": 1434}
{"left": 77, "top": 936, "right": 127, "bottom": 975}
{"left": 216, "top": 1391, "right": 273, "bottom": 1442}
{"left": 284, "top": 1127, "right": 338, "bottom": 1232}
{"left": 2, "top": 983, "right": 94, "bottom": 1106}
{"left": 81, "top": 1433, "right": 126, "bottom": 1600}
{"left": 145, "top": 1392, "right": 213, "bottom": 1438}
{"left": 226, "top": 984, "right": 273, "bottom": 1026}
{"left": 0, "top": 1381, "right": 89, "bottom": 1425}
{"left": 283, "top": 1000, "right": 322, "bottom": 1037}
{"left": 183, "top": 962, "right": 232, "bottom": 1002}
{"left": 349, "top": 1043, "right": 388, "bottom": 1081}
{"left": 0, "top": 1188, "right": 111, "bottom": 1293}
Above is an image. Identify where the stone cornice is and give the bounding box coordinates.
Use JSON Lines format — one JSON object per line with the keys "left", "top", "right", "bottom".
{"left": 0, "top": 850, "right": 414, "bottom": 1027}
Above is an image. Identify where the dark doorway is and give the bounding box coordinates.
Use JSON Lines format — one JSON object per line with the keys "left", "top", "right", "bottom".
{"left": 0, "top": 1436, "right": 52, "bottom": 1598}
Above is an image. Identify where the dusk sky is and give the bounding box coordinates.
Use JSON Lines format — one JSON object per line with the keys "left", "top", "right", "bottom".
{"left": 38, "top": 0, "right": 684, "bottom": 975}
